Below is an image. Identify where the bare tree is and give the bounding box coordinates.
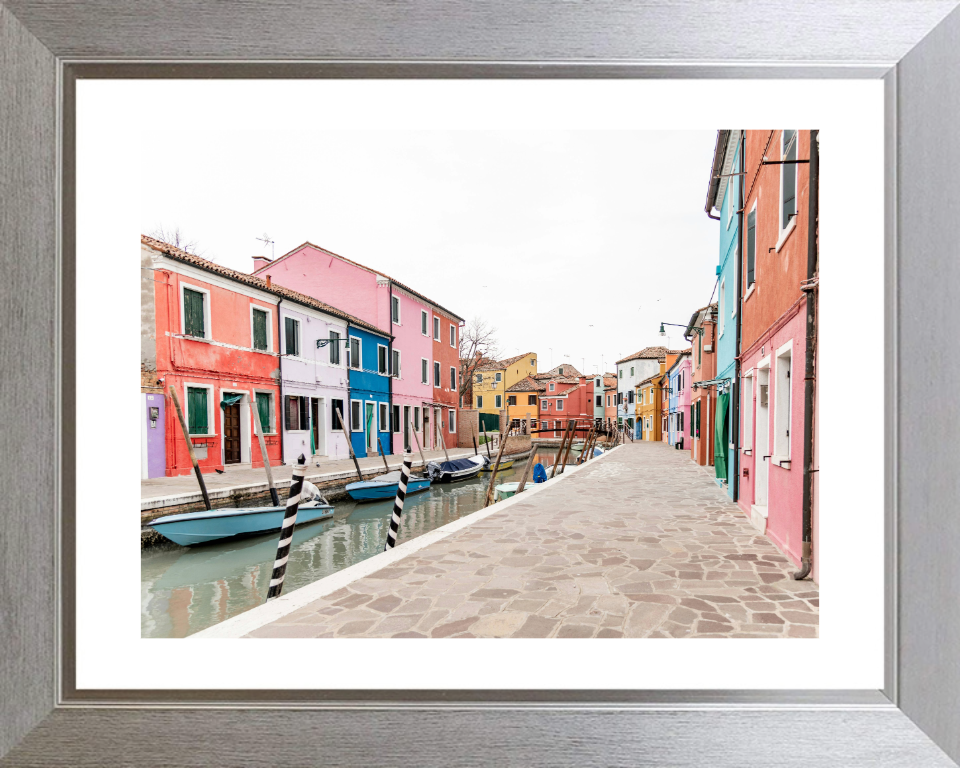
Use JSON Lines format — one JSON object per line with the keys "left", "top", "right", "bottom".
{"left": 149, "top": 225, "right": 203, "bottom": 257}
{"left": 459, "top": 316, "right": 502, "bottom": 401}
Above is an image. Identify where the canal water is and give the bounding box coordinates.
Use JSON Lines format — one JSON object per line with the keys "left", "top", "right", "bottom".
{"left": 141, "top": 448, "right": 565, "bottom": 637}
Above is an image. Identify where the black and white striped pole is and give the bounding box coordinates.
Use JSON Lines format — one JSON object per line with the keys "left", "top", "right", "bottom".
{"left": 266, "top": 453, "right": 307, "bottom": 601}
{"left": 384, "top": 454, "right": 413, "bottom": 551}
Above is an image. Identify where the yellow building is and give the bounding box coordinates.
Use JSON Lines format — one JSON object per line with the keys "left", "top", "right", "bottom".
{"left": 473, "top": 352, "right": 538, "bottom": 428}
{"left": 636, "top": 372, "right": 663, "bottom": 441}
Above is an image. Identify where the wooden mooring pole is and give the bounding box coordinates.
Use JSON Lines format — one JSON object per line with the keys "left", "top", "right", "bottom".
{"left": 411, "top": 428, "right": 427, "bottom": 469}
{"left": 550, "top": 420, "right": 574, "bottom": 479}
{"left": 483, "top": 422, "right": 511, "bottom": 508}
{"left": 168, "top": 385, "right": 211, "bottom": 511}
{"left": 515, "top": 446, "right": 538, "bottom": 495}
{"left": 335, "top": 406, "right": 364, "bottom": 482}
{"left": 251, "top": 396, "right": 280, "bottom": 506}
{"left": 376, "top": 437, "right": 391, "bottom": 472}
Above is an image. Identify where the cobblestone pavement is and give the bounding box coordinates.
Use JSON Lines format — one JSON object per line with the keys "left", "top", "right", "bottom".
{"left": 247, "top": 442, "right": 819, "bottom": 638}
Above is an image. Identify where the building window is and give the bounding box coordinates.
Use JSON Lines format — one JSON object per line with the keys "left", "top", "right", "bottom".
{"left": 421, "top": 310, "right": 428, "bottom": 336}
{"left": 628, "top": 391, "right": 634, "bottom": 404}
{"left": 331, "top": 398, "right": 345, "bottom": 431}
{"left": 606, "top": 395, "right": 611, "bottom": 407}
{"left": 349, "top": 399, "right": 363, "bottom": 432}
{"left": 556, "top": 399, "right": 564, "bottom": 411}
{"left": 476, "top": 374, "right": 482, "bottom": 384}
{"left": 450, "top": 366, "right": 456, "bottom": 390}
{"left": 495, "top": 395, "right": 502, "bottom": 408}
{"left": 449, "top": 411, "right": 456, "bottom": 433}
{"left": 186, "top": 386, "right": 209, "bottom": 434}
{"left": 422, "top": 358, "right": 429, "bottom": 385}
{"left": 495, "top": 372, "right": 502, "bottom": 382}
{"left": 508, "top": 395, "right": 517, "bottom": 406}
{"left": 329, "top": 331, "right": 341, "bottom": 364}
{"left": 349, "top": 336, "right": 361, "bottom": 369}
{"left": 747, "top": 207, "right": 757, "bottom": 288}
{"left": 781, "top": 129, "right": 798, "bottom": 232}
{"left": 617, "top": 392, "right": 622, "bottom": 405}
{"left": 433, "top": 316, "right": 440, "bottom": 340}
{"left": 743, "top": 375, "right": 754, "bottom": 449}
{"left": 549, "top": 382, "right": 555, "bottom": 392}
{"left": 392, "top": 405, "right": 401, "bottom": 433}
{"left": 529, "top": 395, "right": 537, "bottom": 405}
{"left": 285, "top": 395, "right": 310, "bottom": 431}
{"left": 774, "top": 347, "right": 792, "bottom": 458}
{"left": 630, "top": 366, "right": 634, "bottom": 377}
{"left": 378, "top": 345, "right": 388, "bottom": 374}
{"left": 434, "top": 361, "right": 441, "bottom": 387}
{"left": 541, "top": 399, "right": 548, "bottom": 410}
{"left": 284, "top": 316, "right": 300, "bottom": 357}
{"left": 392, "top": 295, "right": 400, "bottom": 324}
{"left": 558, "top": 367, "right": 564, "bottom": 375}
{"left": 477, "top": 395, "right": 483, "bottom": 408}
{"left": 392, "top": 349, "right": 401, "bottom": 378}
{"left": 252, "top": 308, "right": 268, "bottom": 351}
{"left": 380, "top": 402, "right": 388, "bottom": 432}
{"left": 595, "top": 378, "right": 600, "bottom": 387}
{"left": 531, "top": 358, "right": 536, "bottom": 366}
{"left": 596, "top": 395, "right": 602, "bottom": 407}
{"left": 618, "top": 370, "right": 623, "bottom": 379}
{"left": 182, "top": 287, "right": 207, "bottom": 338}
{"left": 450, "top": 325, "right": 456, "bottom": 347}
{"left": 255, "top": 391, "right": 273, "bottom": 433}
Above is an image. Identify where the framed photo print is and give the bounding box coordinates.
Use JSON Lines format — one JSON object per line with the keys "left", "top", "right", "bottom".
{"left": 2, "top": 1, "right": 959, "bottom": 765}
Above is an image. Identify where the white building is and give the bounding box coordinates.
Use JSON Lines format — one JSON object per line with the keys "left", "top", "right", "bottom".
{"left": 615, "top": 347, "right": 675, "bottom": 436}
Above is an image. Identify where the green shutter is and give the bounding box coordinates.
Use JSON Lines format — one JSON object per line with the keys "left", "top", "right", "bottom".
{"left": 252, "top": 309, "right": 268, "bottom": 350}
{"left": 256, "top": 392, "right": 271, "bottom": 432}
{"left": 285, "top": 317, "right": 298, "bottom": 356}
{"left": 715, "top": 392, "right": 729, "bottom": 480}
{"left": 329, "top": 331, "right": 340, "bottom": 364}
{"left": 183, "top": 289, "right": 205, "bottom": 337}
{"left": 187, "top": 387, "right": 208, "bottom": 434}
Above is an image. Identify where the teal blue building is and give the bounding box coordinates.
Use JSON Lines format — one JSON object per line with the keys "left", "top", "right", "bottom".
{"left": 346, "top": 324, "right": 393, "bottom": 459}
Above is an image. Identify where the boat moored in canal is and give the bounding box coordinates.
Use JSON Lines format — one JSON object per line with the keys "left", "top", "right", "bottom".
{"left": 425, "top": 454, "right": 487, "bottom": 483}
{"left": 149, "top": 481, "right": 334, "bottom": 546}
{"left": 345, "top": 470, "right": 432, "bottom": 501}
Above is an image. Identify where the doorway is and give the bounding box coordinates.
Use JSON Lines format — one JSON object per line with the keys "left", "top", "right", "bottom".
{"left": 755, "top": 365, "right": 770, "bottom": 508}
{"left": 311, "top": 398, "right": 322, "bottom": 455}
{"left": 223, "top": 403, "right": 241, "bottom": 464}
{"left": 365, "top": 402, "right": 375, "bottom": 454}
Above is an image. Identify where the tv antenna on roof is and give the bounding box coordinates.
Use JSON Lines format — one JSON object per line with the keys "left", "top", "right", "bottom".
{"left": 256, "top": 233, "right": 275, "bottom": 260}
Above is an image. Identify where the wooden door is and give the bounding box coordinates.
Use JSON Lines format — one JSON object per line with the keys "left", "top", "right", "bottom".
{"left": 223, "top": 404, "right": 241, "bottom": 464}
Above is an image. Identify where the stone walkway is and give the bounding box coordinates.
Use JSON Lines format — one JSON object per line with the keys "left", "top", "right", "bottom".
{"left": 246, "top": 442, "right": 819, "bottom": 638}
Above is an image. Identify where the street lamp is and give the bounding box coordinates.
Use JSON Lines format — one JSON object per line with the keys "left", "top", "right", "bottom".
{"left": 660, "top": 321, "right": 704, "bottom": 337}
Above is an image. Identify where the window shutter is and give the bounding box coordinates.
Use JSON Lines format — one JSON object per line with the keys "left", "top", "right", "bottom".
{"left": 329, "top": 331, "right": 340, "bottom": 364}
{"left": 284, "top": 396, "right": 294, "bottom": 431}
{"left": 782, "top": 130, "right": 797, "bottom": 225}
{"left": 252, "top": 309, "right": 268, "bottom": 350}
{"left": 747, "top": 210, "right": 757, "bottom": 286}
{"left": 187, "top": 387, "right": 208, "bottom": 434}
{"left": 350, "top": 337, "right": 360, "bottom": 368}
{"left": 300, "top": 396, "right": 310, "bottom": 431}
{"left": 393, "top": 350, "right": 400, "bottom": 378}
{"left": 256, "top": 392, "right": 271, "bottom": 432}
{"left": 183, "top": 289, "right": 205, "bottom": 337}
{"left": 285, "top": 317, "right": 298, "bottom": 356}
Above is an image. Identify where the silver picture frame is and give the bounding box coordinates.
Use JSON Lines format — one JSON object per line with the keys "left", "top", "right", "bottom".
{"left": 2, "top": 1, "right": 959, "bottom": 764}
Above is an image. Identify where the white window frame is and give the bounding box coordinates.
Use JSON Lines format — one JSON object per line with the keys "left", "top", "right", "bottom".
{"left": 282, "top": 315, "right": 301, "bottom": 358}
{"left": 183, "top": 382, "right": 216, "bottom": 436}
{"left": 556, "top": 399, "right": 564, "bottom": 411}
{"left": 773, "top": 342, "right": 793, "bottom": 462}
{"left": 421, "top": 309, "right": 429, "bottom": 337}
{"left": 179, "top": 282, "right": 212, "bottom": 340}
{"left": 252, "top": 388, "right": 276, "bottom": 434}
{"left": 606, "top": 395, "right": 611, "bottom": 407}
{"left": 350, "top": 399, "right": 364, "bottom": 432}
{"left": 249, "top": 304, "right": 273, "bottom": 352}
{"left": 348, "top": 334, "right": 362, "bottom": 370}
{"left": 391, "top": 295, "right": 401, "bottom": 325}
{"left": 450, "top": 324, "right": 456, "bottom": 348}
{"left": 541, "top": 399, "right": 548, "bottom": 410}
{"left": 777, "top": 129, "right": 799, "bottom": 250}
{"left": 433, "top": 316, "right": 440, "bottom": 341}
{"left": 619, "top": 370, "right": 623, "bottom": 379}
{"left": 379, "top": 402, "right": 388, "bottom": 433}
{"left": 495, "top": 372, "right": 502, "bottom": 383}
{"left": 422, "top": 358, "right": 430, "bottom": 385}
{"left": 549, "top": 382, "right": 555, "bottom": 392}
{"left": 377, "top": 344, "right": 389, "bottom": 375}
{"left": 718, "top": 278, "right": 725, "bottom": 338}
{"left": 450, "top": 366, "right": 456, "bottom": 391}
{"left": 495, "top": 395, "right": 502, "bottom": 409}
{"left": 413, "top": 406, "right": 421, "bottom": 431}
{"left": 434, "top": 360, "right": 441, "bottom": 388}
{"left": 392, "top": 349, "right": 401, "bottom": 379}
{"left": 449, "top": 410, "right": 457, "bottom": 433}
{"left": 746, "top": 200, "right": 758, "bottom": 298}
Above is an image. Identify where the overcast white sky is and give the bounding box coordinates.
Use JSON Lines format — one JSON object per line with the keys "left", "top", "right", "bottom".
{"left": 142, "top": 127, "right": 721, "bottom": 374}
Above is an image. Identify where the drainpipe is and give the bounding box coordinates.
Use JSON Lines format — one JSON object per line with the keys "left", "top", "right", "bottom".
{"left": 732, "top": 131, "right": 745, "bottom": 503}
{"left": 276, "top": 295, "right": 285, "bottom": 465}
{"left": 793, "top": 130, "right": 818, "bottom": 580}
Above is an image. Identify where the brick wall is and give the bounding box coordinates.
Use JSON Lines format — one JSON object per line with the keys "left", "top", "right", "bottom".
{"left": 141, "top": 365, "right": 163, "bottom": 393}
{"left": 457, "top": 408, "right": 479, "bottom": 448}
{"left": 503, "top": 434, "right": 531, "bottom": 456}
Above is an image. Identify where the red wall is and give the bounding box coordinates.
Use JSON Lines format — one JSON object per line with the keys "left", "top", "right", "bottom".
{"left": 537, "top": 378, "right": 594, "bottom": 438}
{"left": 154, "top": 269, "right": 282, "bottom": 476}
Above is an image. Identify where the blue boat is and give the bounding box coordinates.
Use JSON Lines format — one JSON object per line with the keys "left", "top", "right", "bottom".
{"left": 149, "top": 481, "right": 334, "bottom": 546}
{"left": 345, "top": 470, "right": 431, "bottom": 502}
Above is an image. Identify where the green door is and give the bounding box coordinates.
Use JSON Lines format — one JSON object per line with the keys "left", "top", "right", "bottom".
{"left": 365, "top": 403, "right": 375, "bottom": 453}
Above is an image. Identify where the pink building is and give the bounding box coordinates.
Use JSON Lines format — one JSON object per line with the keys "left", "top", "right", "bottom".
{"left": 252, "top": 243, "right": 463, "bottom": 454}
{"left": 667, "top": 351, "right": 692, "bottom": 448}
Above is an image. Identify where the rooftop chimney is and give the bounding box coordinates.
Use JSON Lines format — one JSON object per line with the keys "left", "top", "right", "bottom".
{"left": 266, "top": 275, "right": 272, "bottom": 288}
{"left": 252, "top": 255, "right": 272, "bottom": 273}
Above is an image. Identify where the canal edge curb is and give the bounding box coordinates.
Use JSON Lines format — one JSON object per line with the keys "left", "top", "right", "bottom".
{"left": 189, "top": 445, "right": 623, "bottom": 639}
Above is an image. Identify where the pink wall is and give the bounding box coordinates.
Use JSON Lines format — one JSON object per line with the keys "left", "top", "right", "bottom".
{"left": 738, "top": 304, "right": 806, "bottom": 565}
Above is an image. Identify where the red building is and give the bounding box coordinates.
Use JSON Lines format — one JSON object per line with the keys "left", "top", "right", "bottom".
{"left": 686, "top": 302, "right": 718, "bottom": 467}
{"left": 143, "top": 236, "right": 283, "bottom": 476}
{"left": 534, "top": 366, "right": 595, "bottom": 438}
{"left": 432, "top": 308, "right": 462, "bottom": 448}
{"left": 736, "top": 129, "right": 818, "bottom": 578}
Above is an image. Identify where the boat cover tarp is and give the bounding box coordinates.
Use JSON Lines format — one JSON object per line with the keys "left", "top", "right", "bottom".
{"left": 425, "top": 456, "right": 483, "bottom": 480}
{"left": 219, "top": 393, "right": 243, "bottom": 408}
{"left": 533, "top": 463, "right": 548, "bottom": 483}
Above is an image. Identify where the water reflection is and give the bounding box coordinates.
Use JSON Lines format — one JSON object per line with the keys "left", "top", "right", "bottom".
{"left": 142, "top": 449, "right": 561, "bottom": 637}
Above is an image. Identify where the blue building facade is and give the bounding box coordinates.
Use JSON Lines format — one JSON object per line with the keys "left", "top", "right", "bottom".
{"left": 708, "top": 130, "right": 742, "bottom": 498}
{"left": 346, "top": 324, "right": 393, "bottom": 459}
{"left": 667, "top": 357, "right": 681, "bottom": 447}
